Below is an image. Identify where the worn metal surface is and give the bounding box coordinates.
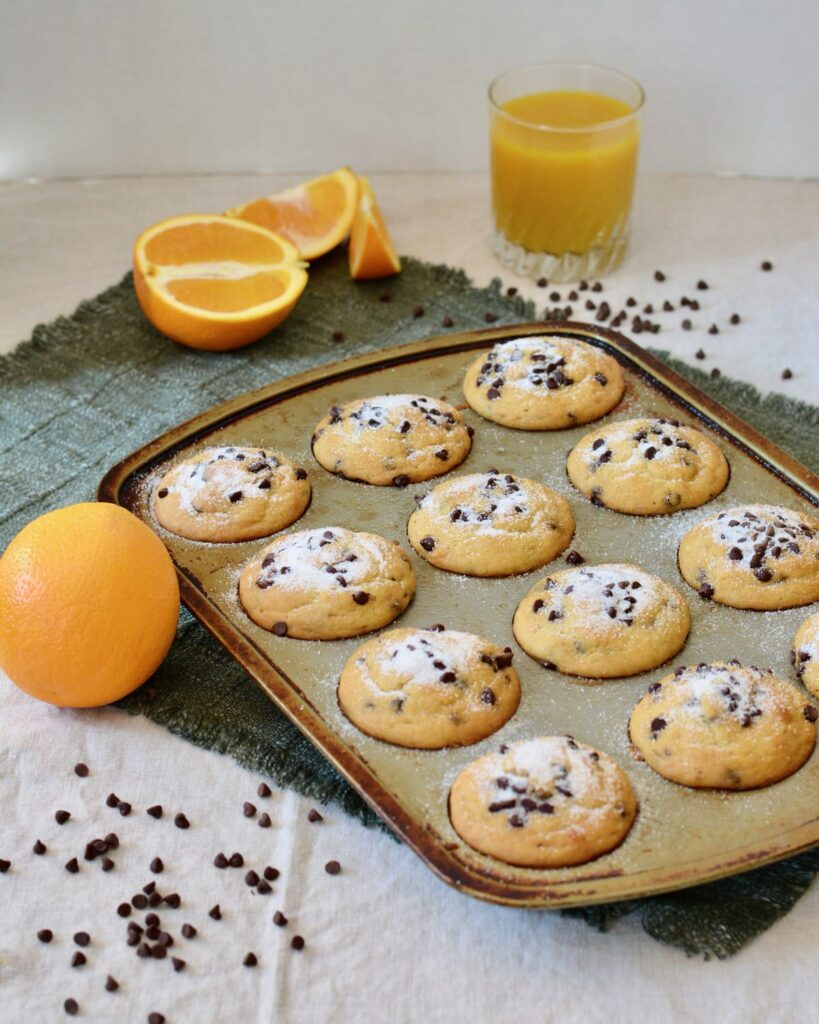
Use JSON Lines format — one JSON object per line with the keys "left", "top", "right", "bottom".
{"left": 99, "top": 323, "right": 819, "bottom": 908}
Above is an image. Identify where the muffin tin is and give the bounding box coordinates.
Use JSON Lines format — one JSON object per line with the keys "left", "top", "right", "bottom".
{"left": 98, "top": 322, "right": 819, "bottom": 908}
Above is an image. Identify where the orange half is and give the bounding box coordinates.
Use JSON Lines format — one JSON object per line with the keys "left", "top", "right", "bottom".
{"left": 133, "top": 214, "right": 308, "bottom": 351}
{"left": 348, "top": 177, "right": 402, "bottom": 280}
{"left": 226, "top": 167, "right": 359, "bottom": 260}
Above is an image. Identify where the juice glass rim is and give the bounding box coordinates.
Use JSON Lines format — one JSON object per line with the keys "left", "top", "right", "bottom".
{"left": 488, "top": 60, "right": 645, "bottom": 134}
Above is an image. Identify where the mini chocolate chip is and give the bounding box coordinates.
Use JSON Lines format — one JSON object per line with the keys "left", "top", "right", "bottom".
{"left": 782, "top": 368, "right": 793, "bottom": 380}
{"left": 173, "top": 813, "right": 190, "bottom": 830}
{"left": 209, "top": 904, "right": 222, "bottom": 920}
{"left": 65, "top": 858, "right": 79, "bottom": 874}
{"left": 214, "top": 852, "right": 228, "bottom": 869}
{"left": 592, "top": 282, "right": 603, "bottom": 292}
{"left": 145, "top": 913, "right": 160, "bottom": 927}
{"left": 73, "top": 763, "right": 89, "bottom": 778}
{"left": 484, "top": 311, "right": 498, "bottom": 323}
{"left": 257, "top": 782, "right": 272, "bottom": 798}
{"left": 228, "top": 490, "right": 243, "bottom": 503}
{"left": 229, "top": 852, "right": 244, "bottom": 867}
{"left": 650, "top": 717, "right": 667, "bottom": 734}
{"left": 243, "top": 952, "right": 258, "bottom": 967}
{"left": 644, "top": 446, "right": 657, "bottom": 460}
{"left": 132, "top": 894, "right": 148, "bottom": 909}
{"left": 150, "top": 857, "right": 163, "bottom": 874}
{"left": 698, "top": 583, "right": 715, "bottom": 599}
{"left": 730, "top": 313, "right": 741, "bottom": 324}
{"left": 105, "top": 974, "right": 119, "bottom": 991}
{"left": 697, "top": 279, "right": 708, "bottom": 290}
{"left": 258, "top": 812, "right": 272, "bottom": 828}
{"left": 536, "top": 277, "right": 547, "bottom": 288}
{"left": 325, "top": 860, "right": 341, "bottom": 875}
{"left": 307, "top": 808, "right": 324, "bottom": 824}
{"left": 331, "top": 330, "right": 345, "bottom": 342}
{"left": 353, "top": 591, "right": 370, "bottom": 605}
{"left": 33, "top": 839, "right": 47, "bottom": 855}
{"left": 243, "top": 802, "right": 256, "bottom": 819}
{"left": 273, "top": 910, "right": 288, "bottom": 927}
{"left": 420, "top": 536, "right": 436, "bottom": 552}
{"left": 148, "top": 1015, "right": 166, "bottom": 1024}
{"left": 442, "top": 314, "right": 454, "bottom": 327}
{"left": 118, "top": 801, "right": 132, "bottom": 817}
{"left": 73, "top": 931, "right": 90, "bottom": 947}
{"left": 291, "top": 935, "right": 305, "bottom": 950}
{"left": 157, "top": 487, "right": 169, "bottom": 498}
{"left": 272, "top": 621, "right": 288, "bottom": 637}
{"left": 163, "top": 893, "right": 181, "bottom": 908}
{"left": 55, "top": 810, "right": 71, "bottom": 825}
{"left": 264, "top": 866, "right": 280, "bottom": 882}
{"left": 181, "top": 923, "right": 197, "bottom": 939}
{"left": 38, "top": 928, "right": 53, "bottom": 943}
{"left": 654, "top": 270, "right": 666, "bottom": 281}
{"left": 804, "top": 705, "right": 818, "bottom": 723}
{"left": 761, "top": 261, "right": 773, "bottom": 271}
{"left": 172, "top": 957, "right": 186, "bottom": 972}
{"left": 245, "top": 870, "right": 260, "bottom": 887}
{"left": 392, "top": 474, "right": 410, "bottom": 487}
{"left": 64, "top": 999, "right": 79, "bottom": 1016}
{"left": 117, "top": 902, "right": 131, "bottom": 918}
{"left": 708, "top": 324, "right": 719, "bottom": 335}
{"left": 754, "top": 567, "right": 773, "bottom": 582}
{"left": 71, "top": 952, "right": 86, "bottom": 968}
{"left": 146, "top": 805, "right": 163, "bottom": 819}
{"left": 593, "top": 372, "right": 607, "bottom": 385}
{"left": 710, "top": 367, "right": 721, "bottom": 379}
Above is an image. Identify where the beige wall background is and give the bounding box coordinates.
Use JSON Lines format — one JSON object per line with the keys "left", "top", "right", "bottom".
{"left": 1, "top": 0, "right": 817, "bottom": 180}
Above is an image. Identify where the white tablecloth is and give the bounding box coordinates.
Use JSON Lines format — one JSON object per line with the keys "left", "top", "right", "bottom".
{"left": 1, "top": 173, "right": 818, "bottom": 1024}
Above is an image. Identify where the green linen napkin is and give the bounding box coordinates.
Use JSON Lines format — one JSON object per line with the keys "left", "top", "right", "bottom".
{"left": 1, "top": 251, "right": 818, "bottom": 959}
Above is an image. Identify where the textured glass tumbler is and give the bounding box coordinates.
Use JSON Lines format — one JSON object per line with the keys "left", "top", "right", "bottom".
{"left": 489, "top": 62, "right": 644, "bottom": 282}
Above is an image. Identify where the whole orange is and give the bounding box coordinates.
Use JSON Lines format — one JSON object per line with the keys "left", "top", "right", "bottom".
{"left": 0, "top": 502, "right": 179, "bottom": 707}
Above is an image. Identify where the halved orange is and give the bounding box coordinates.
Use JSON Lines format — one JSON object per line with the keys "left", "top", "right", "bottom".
{"left": 226, "top": 167, "right": 359, "bottom": 260}
{"left": 133, "top": 214, "right": 308, "bottom": 351}
{"left": 348, "top": 177, "right": 401, "bottom": 280}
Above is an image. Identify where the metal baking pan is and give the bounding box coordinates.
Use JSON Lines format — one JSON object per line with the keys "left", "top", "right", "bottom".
{"left": 98, "top": 323, "right": 819, "bottom": 908}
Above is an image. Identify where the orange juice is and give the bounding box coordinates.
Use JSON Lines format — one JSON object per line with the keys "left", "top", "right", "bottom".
{"left": 491, "top": 90, "right": 640, "bottom": 259}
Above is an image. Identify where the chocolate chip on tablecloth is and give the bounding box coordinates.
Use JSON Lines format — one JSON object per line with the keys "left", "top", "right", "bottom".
{"left": 695, "top": 348, "right": 705, "bottom": 359}
{"left": 331, "top": 330, "right": 345, "bottom": 343}
{"left": 117, "top": 903, "right": 131, "bottom": 918}
{"left": 163, "top": 893, "right": 181, "bottom": 908}
{"left": 244, "top": 952, "right": 258, "bottom": 967}
{"left": 483, "top": 311, "right": 498, "bottom": 323}
{"left": 442, "top": 314, "right": 454, "bottom": 327}
{"left": 118, "top": 801, "right": 132, "bottom": 817}
{"left": 146, "top": 805, "right": 163, "bottom": 819}
{"left": 273, "top": 910, "right": 288, "bottom": 927}
{"left": 565, "top": 550, "right": 585, "bottom": 565}
{"left": 257, "top": 782, "right": 272, "bottom": 798}
{"left": 696, "top": 279, "right": 709, "bottom": 290}
{"left": 229, "top": 852, "right": 244, "bottom": 868}
{"left": 214, "top": 852, "right": 228, "bottom": 869}
{"left": 55, "top": 810, "right": 71, "bottom": 825}
{"left": 325, "top": 860, "right": 341, "bottom": 875}
{"left": 291, "top": 935, "right": 305, "bottom": 951}
{"left": 105, "top": 793, "right": 119, "bottom": 808}
{"left": 412, "top": 305, "right": 425, "bottom": 319}
{"left": 64, "top": 998, "right": 79, "bottom": 1016}
{"left": 711, "top": 368, "right": 721, "bottom": 379}
{"left": 150, "top": 857, "right": 164, "bottom": 874}
{"left": 73, "top": 931, "right": 90, "bottom": 947}
{"left": 730, "top": 313, "right": 741, "bottom": 324}
{"left": 148, "top": 1014, "right": 166, "bottom": 1024}
{"left": 264, "top": 866, "right": 280, "bottom": 881}
{"left": 73, "top": 763, "right": 89, "bottom": 778}
{"left": 70, "top": 951, "right": 86, "bottom": 968}
{"left": 243, "top": 802, "right": 256, "bottom": 818}
{"left": 708, "top": 324, "right": 719, "bottom": 335}
{"left": 258, "top": 813, "right": 272, "bottom": 829}
{"left": 132, "top": 894, "right": 148, "bottom": 910}
{"left": 174, "top": 813, "right": 190, "bottom": 830}
{"left": 256, "top": 878, "right": 272, "bottom": 895}
{"left": 172, "top": 957, "right": 186, "bottom": 972}
{"left": 782, "top": 368, "right": 793, "bottom": 379}
{"left": 105, "top": 974, "right": 119, "bottom": 992}
{"left": 0, "top": 859, "right": 10, "bottom": 873}
{"left": 209, "top": 904, "right": 222, "bottom": 920}
{"left": 181, "top": 923, "right": 197, "bottom": 939}
{"left": 33, "top": 839, "right": 47, "bottom": 855}
{"left": 761, "top": 260, "right": 773, "bottom": 271}
{"left": 245, "top": 869, "right": 260, "bottom": 887}
{"left": 37, "top": 928, "right": 54, "bottom": 943}
{"left": 65, "top": 858, "right": 80, "bottom": 874}
{"left": 682, "top": 319, "right": 692, "bottom": 331}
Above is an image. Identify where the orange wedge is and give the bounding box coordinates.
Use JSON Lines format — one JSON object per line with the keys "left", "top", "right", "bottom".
{"left": 133, "top": 214, "right": 308, "bottom": 351}
{"left": 348, "top": 177, "right": 402, "bottom": 280}
{"left": 226, "top": 167, "right": 359, "bottom": 260}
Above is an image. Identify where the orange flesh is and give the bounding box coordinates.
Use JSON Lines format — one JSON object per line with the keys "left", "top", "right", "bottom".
{"left": 144, "top": 220, "right": 289, "bottom": 266}
{"left": 166, "top": 271, "right": 289, "bottom": 312}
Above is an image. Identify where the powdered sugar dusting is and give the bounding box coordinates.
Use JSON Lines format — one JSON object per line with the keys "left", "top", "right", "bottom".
{"left": 417, "top": 472, "right": 556, "bottom": 536}
{"left": 162, "top": 446, "right": 286, "bottom": 515}
{"left": 254, "top": 527, "right": 387, "bottom": 592}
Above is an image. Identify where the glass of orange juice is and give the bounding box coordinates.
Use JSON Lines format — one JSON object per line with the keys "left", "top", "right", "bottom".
{"left": 489, "top": 61, "right": 644, "bottom": 282}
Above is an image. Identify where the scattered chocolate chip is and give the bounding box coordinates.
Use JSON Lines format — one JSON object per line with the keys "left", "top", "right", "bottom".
{"left": 181, "top": 923, "right": 197, "bottom": 939}
{"left": 682, "top": 319, "right": 692, "bottom": 331}
{"left": 307, "top": 808, "right": 323, "bottom": 823}
{"left": 392, "top": 474, "right": 410, "bottom": 487}
{"left": 105, "top": 975, "right": 119, "bottom": 992}
{"left": 55, "top": 810, "right": 71, "bottom": 825}
{"left": 245, "top": 869, "right": 260, "bottom": 887}
{"left": 150, "top": 857, "right": 163, "bottom": 874}
{"left": 64, "top": 999, "right": 79, "bottom": 1016}
{"left": 209, "top": 904, "right": 222, "bottom": 921}
{"left": 71, "top": 951, "right": 86, "bottom": 968}
{"left": 695, "top": 348, "right": 705, "bottom": 359}
{"left": 710, "top": 367, "right": 721, "bottom": 379}
{"left": 146, "top": 805, "right": 163, "bottom": 819}
{"left": 291, "top": 935, "right": 305, "bottom": 951}
{"left": 257, "top": 782, "right": 272, "bottom": 798}
{"left": 145, "top": 913, "right": 160, "bottom": 928}
{"left": 782, "top": 368, "right": 793, "bottom": 380}
{"left": 148, "top": 1015, "right": 166, "bottom": 1024}
{"left": 730, "top": 313, "right": 741, "bottom": 325}
{"left": 264, "top": 866, "right": 280, "bottom": 882}
{"left": 243, "top": 802, "right": 256, "bottom": 819}
{"left": 708, "top": 324, "right": 719, "bottom": 335}
{"left": 295, "top": 467, "right": 308, "bottom": 480}
{"left": 143, "top": 882, "right": 156, "bottom": 894}
{"left": 536, "top": 277, "right": 547, "bottom": 288}
{"left": 117, "top": 903, "right": 131, "bottom": 918}
{"left": 38, "top": 928, "right": 54, "bottom": 943}
{"left": 272, "top": 621, "right": 288, "bottom": 636}
{"left": 243, "top": 952, "right": 258, "bottom": 967}
{"left": 148, "top": 891, "right": 162, "bottom": 907}
{"left": 132, "top": 894, "right": 148, "bottom": 909}
{"left": 65, "top": 858, "right": 79, "bottom": 874}
{"left": 256, "top": 878, "right": 272, "bottom": 894}
{"left": 412, "top": 304, "right": 425, "bottom": 319}
{"left": 229, "top": 852, "right": 244, "bottom": 868}
{"left": 591, "top": 282, "right": 603, "bottom": 292}
{"left": 442, "top": 314, "right": 454, "bottom": 327}
{"left": 258, "top": 812, "right": 272, "bottom": 829}
{"left": 117, "top": 801, "right": 132, "bottom": 817}
{"left": 163, "top": 893, "right": 180, "bottom": 909}
{"left": 331, "top": 330, "right": 345, "bottom": 343}
{"left": 698, "top": 583, "right": 715, "bottom": 599}
{"left": 483, "top": 311, "right": 499, "bottom": 323}
{"left": 214, "top": 852, "right": 228, "bottom": 869}
{"left": 565, "top": 550, "right": 585, "bottom": 565}
{"left": 696, "top": 279, "right": 709, "bottom": 290}
{"left": 73, "top": 932, "right": 90, "bottom": 947}
{"left": 157, "top": 487, "right": 168, "bottom": 499}
{"left": 761, "top": 261, "right": 773, "bottom": 271}
{"left": 325, "top": 860, "right": 341, "bottom": 875}
{"left": 273, "top": 910, "right": 288, "bottom": 927}
{"left": 32, "top": 838, "right": 47, "bottom": 856}
{"left": 73, "top": 763, "right": 89, "bottom": 778}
